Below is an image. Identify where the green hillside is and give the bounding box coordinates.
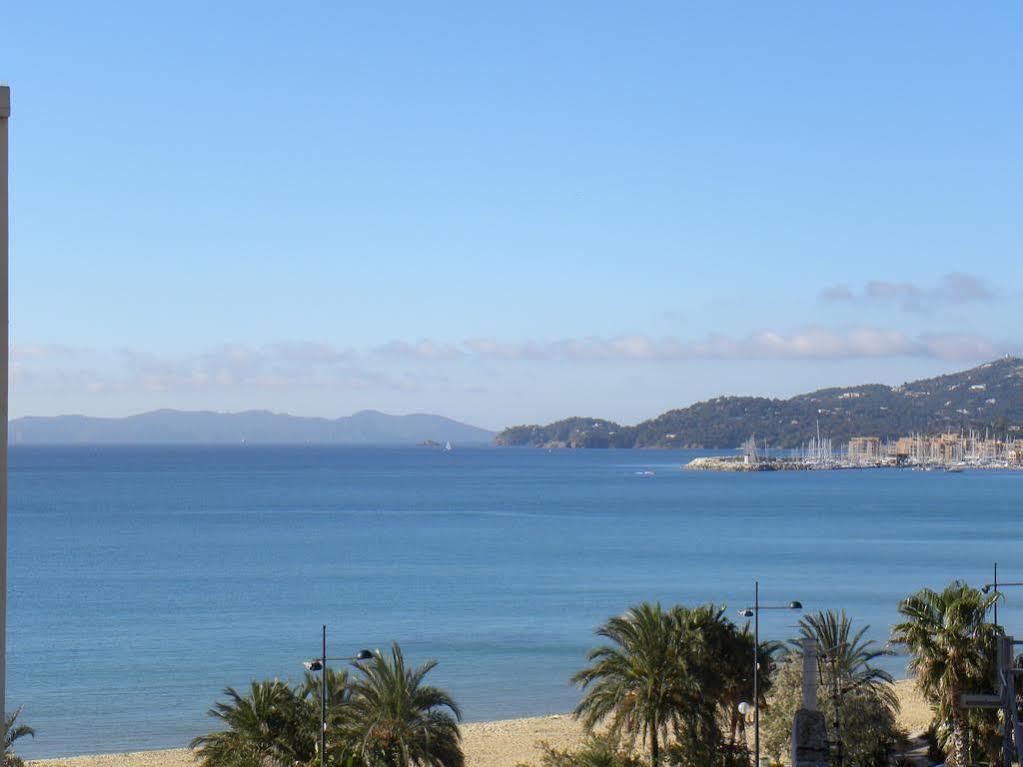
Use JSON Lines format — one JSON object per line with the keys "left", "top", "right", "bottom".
{"left": 495, "top": 357, "right": 1023, "bottom": 449}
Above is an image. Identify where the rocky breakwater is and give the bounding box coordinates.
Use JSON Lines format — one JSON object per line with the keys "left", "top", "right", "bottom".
{"left": 685, "top": 456, "right": 778, "bottom": 472}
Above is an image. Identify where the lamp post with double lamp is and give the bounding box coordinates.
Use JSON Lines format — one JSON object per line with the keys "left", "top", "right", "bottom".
{"left": 981, "top": 563, "right": 1023, "bottom": 767}
{"left": 738, "top": 582, "right": 802, "bottom": 767}
{"left": 304, "top": 625, "right": 373, "bottom": 767}
{"left": 982, "top": 562, "right": 1023, "bottom": 630}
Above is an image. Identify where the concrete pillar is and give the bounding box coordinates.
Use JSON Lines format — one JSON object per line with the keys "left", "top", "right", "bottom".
{"left": 802, "top": 639, "right": 818, "bottom": 711}
{"left": 792, "top": 638, "right": 829, "bottom": 767}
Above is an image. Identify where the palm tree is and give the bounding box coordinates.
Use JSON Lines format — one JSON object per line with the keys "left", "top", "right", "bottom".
{"left": 573, "top": 602, "right": 690, "bottom": 766}
{"left": 715, "top": 620, "right": 777, "bottom": 750}
{"left": 300, "top": 666, "right": 353, "bottom": 727}
{"left": 298, "top": 666, "right": 364, "bottom": 767}
{"left": 3, "top": 707, "right": 35, "bottom": 767}
{"left": 676, "top": 605, "right": 780, "bottom": 766}
{"left": 299, "top": 666, "right": 359, "bottom": 766}
{"left": 300, "top": 666, "right": 351, "bottom": 708}
{"left": 798, "top": 609, "right": 897, "bottom": 708}
{"left": 344, "top": 643, "right": 463, "bottom": 767}
{"left": 191, "top": 679, "right": 316, "bottom": 767}
{"left": 796, "top": 610, "right": 899, "bottom": 766}
{"left": 891, "top": 582, "right": 1000, "bottom": 766}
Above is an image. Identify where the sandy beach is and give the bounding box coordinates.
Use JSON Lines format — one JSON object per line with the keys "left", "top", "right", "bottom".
{"left": 29, "top": 680, "right": 931, "bottom": 767}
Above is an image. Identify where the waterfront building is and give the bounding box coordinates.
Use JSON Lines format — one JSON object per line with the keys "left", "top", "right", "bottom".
{"left": 847, "top": 437, "right": 881, "bottom": 465}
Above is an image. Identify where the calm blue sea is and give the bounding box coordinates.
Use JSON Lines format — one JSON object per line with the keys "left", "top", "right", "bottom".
{"left": 8, "top": 445, "right": 1023, "bottom": 758}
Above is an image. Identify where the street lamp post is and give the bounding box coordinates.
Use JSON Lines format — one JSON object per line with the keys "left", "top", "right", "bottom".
{"left": 304, "top": 625, "right": 373, "bottom": 767}
{"left": 982, "top": 562, "right": 1023, "bottom": 630}
{"left": 739, "top": 581, "right": 802, "bottom": 767}
{"left": 980, "top": 565, "right": 1023, "bottom": 767}
{"left": 1, "top": 84, "right": 11, "bottom": 755}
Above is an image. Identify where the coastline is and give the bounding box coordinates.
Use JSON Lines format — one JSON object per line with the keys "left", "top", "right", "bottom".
{"left": 29, "top": 681, "right": 930, "bottom": 767}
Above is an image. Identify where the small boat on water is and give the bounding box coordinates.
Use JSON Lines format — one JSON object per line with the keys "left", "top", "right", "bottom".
{"left": 444, "top": 441, "right": 453, "bottom": 452}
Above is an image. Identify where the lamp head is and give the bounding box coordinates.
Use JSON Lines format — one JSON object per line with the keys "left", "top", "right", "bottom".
{"left": 982, "top": 584, "right": 992, "bottom": 594}
{"left": 304, "top": 660, "right": 323, "bottom": 672}
{"left": 789, "top": 601, "right": 803, "bottom": 610}
{"left": 355, "top": 650, "right": 374, "bottom": 661}
{"left": 739, "top": 608, "right": 754, "bottom": 618}
{"left": 737, "top": 701, "right": 752, "bottom": 716}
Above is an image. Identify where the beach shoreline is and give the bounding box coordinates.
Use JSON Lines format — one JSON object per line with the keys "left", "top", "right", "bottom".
{"left": 28, "top": 681, "right": 930, "bottom": 767}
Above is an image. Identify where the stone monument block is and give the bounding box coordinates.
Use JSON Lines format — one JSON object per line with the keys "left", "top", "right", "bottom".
{"left": 792, "top": 708, "right": 829, "bottom": 767}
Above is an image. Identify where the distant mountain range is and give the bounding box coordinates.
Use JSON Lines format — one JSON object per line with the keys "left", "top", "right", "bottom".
{"left": 9, "top": 409, "right": 495, "bottom": 445}
{"left": 496, "top": 357, "right": 1023, "bottom": 449}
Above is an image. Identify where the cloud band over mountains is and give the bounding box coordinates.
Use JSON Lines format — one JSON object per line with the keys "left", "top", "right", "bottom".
{"left": 10, "top": 327, "right": 1014, "bottom": 399}
{"left": 376, "top": 328, "right": 1007, "bottom": 363}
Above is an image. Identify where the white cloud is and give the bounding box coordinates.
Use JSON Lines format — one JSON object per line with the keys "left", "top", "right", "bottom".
{"left": 372, "top": 340, "right": 464, "bottom": 361}
{"left": 8, "top": 329, "right": 1014, "bottom": 409}
{"left": 9, "top": 343, "right": 82, "bottom": 360}
{"left": 820, "top": 272, "right": 996, "bottom": 313}
{"left": 122, "top": 344, "right": 405, "bottom": 393}
{"left": 10, "top": 342, "right": 411, "bottom": 398}
{"left": 468, "top": 329, "right": 1006, "bottom": 362}
{"left": 818, "top": 284, "right": 855, "bottom": 303}
{"left": 264, "top": 341, "right": 357, "bottom": 364}
{"left": 393, "top": 328, "right": 1010, "bottom": 363}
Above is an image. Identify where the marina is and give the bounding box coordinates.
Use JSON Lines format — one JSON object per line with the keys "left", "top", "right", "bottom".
{"left": 685, "top": 428, "right": 1023, "bottom": 472}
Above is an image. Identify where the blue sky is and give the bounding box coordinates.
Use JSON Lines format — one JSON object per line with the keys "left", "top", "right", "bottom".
{"left": 4, "top": 2, "right": 1021, "bottom": 428}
